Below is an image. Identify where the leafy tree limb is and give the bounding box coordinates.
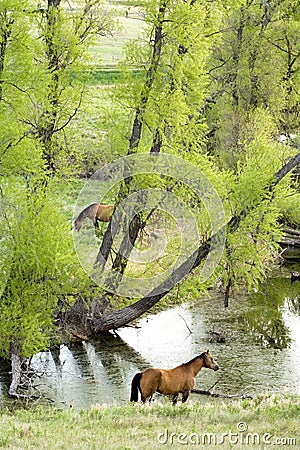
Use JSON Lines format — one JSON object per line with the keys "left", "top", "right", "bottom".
{"left": 91, "top": 147, "right": 300, "bottom": 334}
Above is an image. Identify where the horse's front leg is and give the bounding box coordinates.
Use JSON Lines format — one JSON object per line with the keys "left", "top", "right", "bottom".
{"left": 181, "top": 390, "right": 190, "bottom": 403}
{"left": 172, "top": 393, "right": 179, "bottom": 405}
{"left": 141, "top": 394, "right": 152, "bottom": 404}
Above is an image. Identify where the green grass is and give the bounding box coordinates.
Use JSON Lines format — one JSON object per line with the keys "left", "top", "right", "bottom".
{"left": 79, "top": 68, "right": 143, "bottom": 85}
{"left": 0, "top": 394, "right": 299, "bottom": 449}
{"left": 88, "top": 3, "right": 145, "bottom": 68}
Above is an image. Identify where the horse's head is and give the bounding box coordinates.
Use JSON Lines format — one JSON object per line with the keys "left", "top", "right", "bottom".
{"left": 73, "top": 219, "right": 82, "bottom": 231}
{"left": 201, "top": 349, "right": 219, "bottom": 371}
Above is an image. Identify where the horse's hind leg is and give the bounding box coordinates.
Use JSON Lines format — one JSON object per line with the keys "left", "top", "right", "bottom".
{"left": 172, "top": 394, "right": 179, "bottom": 405}
{"left": 141, "top": 389, "right": 154, "bottom": 404}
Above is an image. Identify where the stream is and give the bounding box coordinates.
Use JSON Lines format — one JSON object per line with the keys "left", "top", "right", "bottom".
{"left": 0, "top": 265, "right": 299, "bottom": 410}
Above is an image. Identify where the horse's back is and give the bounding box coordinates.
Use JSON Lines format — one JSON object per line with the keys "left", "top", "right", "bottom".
{"left": 96, "top": 204, "right": 114, "bottom": 222}
{"left": 142, "top": 367, "right": 162, "bottom": 382}
{"left": 87, "top": 203, "right": 99, "bottom": 218}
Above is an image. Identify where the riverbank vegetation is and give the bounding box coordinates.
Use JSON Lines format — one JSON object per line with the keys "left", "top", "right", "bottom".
{"left": 1, "top": 0, "right": 300, "bottom": 398}
{"left": 0, "top": 394, "right": 299, "bottom": 449}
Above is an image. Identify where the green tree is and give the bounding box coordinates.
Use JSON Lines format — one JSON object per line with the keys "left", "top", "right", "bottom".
{"left": 95, "top": 0, "right": 218, "bottom": 280}
{"left": 205, "top": 0, "right": 300, "bottom": 167}
{"left": 0, "top": 0, "right": 114, "bottom": 396}
{"left": 91, "top": 144, "right": 300, "bottom": 333}
{"left": 1, "top": 0, "right": 300, "bottom": 398}
{"left": 0, "top": 180, "right": 91, "bottom": 395}
{"left": 0, "top": 1, "right": 38, "bottom": 176}
{"left": 29, "top": 0, "right": 113, "bottom": 176}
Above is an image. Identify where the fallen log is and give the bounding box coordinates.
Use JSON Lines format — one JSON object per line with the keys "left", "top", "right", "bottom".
{"left": 191, "top": 376, "right": 253, "bottom": 399}
{"left": 191, "top": 389, "right": 253, "bottom": 399}
{"left": 283, "top": 227, "right": 300, "bottom": 237}
{"left": 279, "top": 228, "right": 300, "bottom": 248}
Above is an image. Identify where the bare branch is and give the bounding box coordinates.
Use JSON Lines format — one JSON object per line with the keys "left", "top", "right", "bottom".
{"left": 0, "top": 80, "right": 30, "bottom": 93}
{"left": 53, "top": 89, "right": 84, "bottom": 133}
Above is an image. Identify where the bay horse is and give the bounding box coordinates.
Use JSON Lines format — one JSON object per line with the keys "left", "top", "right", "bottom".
{"left": 130, "top": 350, "right": 219, "bottom": 405}
{"left": 74, "top": 203, "right": 115, "bottom": 231}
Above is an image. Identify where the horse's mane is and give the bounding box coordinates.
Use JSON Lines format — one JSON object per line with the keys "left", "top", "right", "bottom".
{"left": 76, "top": 203, "right": 98, "bottom": 221}
{"left": 184, "top": 352, "right": 207, "bottom": 365}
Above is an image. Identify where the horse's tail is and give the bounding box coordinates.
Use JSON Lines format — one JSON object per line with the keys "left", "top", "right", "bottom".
{"left": 130, "top": 372, "right": 142, "bottom": 402}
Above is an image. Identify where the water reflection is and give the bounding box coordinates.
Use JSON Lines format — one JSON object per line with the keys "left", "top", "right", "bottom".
{"left": 26, "top": 334, "right": 151, "bottom": 409}
{"left": 243, "top": 277, "right": 300, "bottom": 349}
{"left": 0, "top": 269, "right": 299, "bottom": 409}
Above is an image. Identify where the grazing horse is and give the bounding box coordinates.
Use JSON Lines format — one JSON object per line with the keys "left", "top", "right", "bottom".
{"left": 74, "top": 203, "right": 115, "bottom": 231}
{"left": 130, "top": 350, "right": 219, "bottom": 404}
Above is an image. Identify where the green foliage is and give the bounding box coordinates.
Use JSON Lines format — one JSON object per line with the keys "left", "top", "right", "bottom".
{"left": 88, "top": 0, "right": 300, "bottom": 302}
{"left": 0, "top": 1, "right": 117, "bottom": 363}
{"left": 216, "top": 109, "right": 294, "bottom": 291}
{"left": 242, "top": 278, "right": 297, "bottom": 349}
{"left": 0, "top": 1, "right": 115, "bottom": 178}
{"left": 0, "top": 2, "right": 38, "bottom": 176}
{"left": 1, "top": 0, "right": 300, "bottom": 366}
{"left": 205, "top": 0, "right": 300, "bottom": 167}
{"left": 0, "top": 184, "right": 84, "bottom": 358}
{"left": 278, "top": 193, "right": 300, "bottom": 227}
{"left": 106, "top": 0, "right": 214, "bottom": 159}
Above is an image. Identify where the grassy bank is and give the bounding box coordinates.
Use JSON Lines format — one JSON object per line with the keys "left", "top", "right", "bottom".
{"left": 0, "top": 394, "right": 299, "bottom": 449}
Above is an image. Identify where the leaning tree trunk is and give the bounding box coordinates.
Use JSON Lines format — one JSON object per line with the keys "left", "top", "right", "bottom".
{"left": 61, "top": 149, "right": 300, "bottom": 336}
{"left": 68, "top": 148, "right": 300, "bottom": 336}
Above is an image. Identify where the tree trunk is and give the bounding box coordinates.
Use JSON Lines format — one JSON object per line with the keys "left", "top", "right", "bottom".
{"left": 38, "top": 0, "right": 62, "bottom": 175}
{"left": 9, "top": 341, "right": 23, "bottom": 397}
{"left": 0, "top": 11, "right": 14, "bottom": 102}
{"left": 95, "top": 1, "right": 167, "bottom": 270}
{"left": 92, "top": 238, "right": 213, "bottom": 333}
{"left": 231, "top": 6, "right": 245, "bottom": 108}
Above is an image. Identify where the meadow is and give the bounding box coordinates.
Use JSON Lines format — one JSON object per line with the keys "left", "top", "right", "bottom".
{"left": 0, "top": 394, "right": 299, "bottom": 449}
